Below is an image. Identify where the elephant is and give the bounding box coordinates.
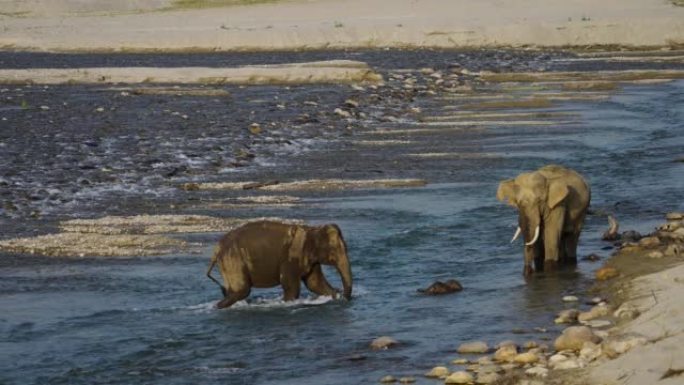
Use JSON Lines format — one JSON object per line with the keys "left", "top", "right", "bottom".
{"left": 417, "top": 279, "right": 463, "bottom": 295}
{"left": 497, "top": 165, "right": 591, "bottom": 275}
{"left": 206, "top": 220, "right": 353, "bottom": 309}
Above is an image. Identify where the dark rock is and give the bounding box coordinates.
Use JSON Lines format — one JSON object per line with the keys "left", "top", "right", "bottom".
{"left": 417, "top": 279, "right": 463, "bottom": 295}
{"left": 621, "top": 230, "right": 642, "bottom": 242}
{"left": 582, "top": 253, "right": 601, "bottom": 262}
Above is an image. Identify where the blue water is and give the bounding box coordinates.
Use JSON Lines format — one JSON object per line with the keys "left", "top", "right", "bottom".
{"left": 1, "top": 70, "right": 683, "bottom": 384}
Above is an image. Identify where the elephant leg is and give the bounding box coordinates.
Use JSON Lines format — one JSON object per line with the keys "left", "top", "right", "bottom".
{"left": 563, "top": 231, "right": 580, "bottom": 266}
{"left": 280, "top": 263, "right": 301, "bottom": 301}
{"left": 216, "top": 286, "right": 251, "bottom": 309}
{"left": 303, "top": 265, "right": 337, "bottom": 297}
{"left": 216, "top": 249, "right": 251, "bottom": 309}
{"left": 543, "top": 211, "right": 565, "bottom": 272}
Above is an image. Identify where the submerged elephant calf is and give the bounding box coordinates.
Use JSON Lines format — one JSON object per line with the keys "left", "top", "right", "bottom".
{"left": 206, "top": 220, "right": 353, "bottom": 309}
{"left": 497, "top": 165, "right": 591, "bottom": 275}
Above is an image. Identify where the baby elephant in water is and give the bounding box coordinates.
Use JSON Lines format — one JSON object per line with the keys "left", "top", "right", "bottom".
{"left": 206, "top": 220, "right": 353, "bottom": 309}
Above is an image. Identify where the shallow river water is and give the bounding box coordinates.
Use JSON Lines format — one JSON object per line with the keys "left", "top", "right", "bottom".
{"left": 1, "top": 50, "right": 683, "bottom": 385}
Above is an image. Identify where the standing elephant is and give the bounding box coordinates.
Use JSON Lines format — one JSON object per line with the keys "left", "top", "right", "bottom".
{"left": 206, "top": 220, "right": 353, "bottom": 309}
{"left": 496, "top": 165, "right": 591, "bottom": 275}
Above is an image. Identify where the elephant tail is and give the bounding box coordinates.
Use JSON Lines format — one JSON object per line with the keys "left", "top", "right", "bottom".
{"left": 207, "top": 245, "right": 228, "bottom": 296}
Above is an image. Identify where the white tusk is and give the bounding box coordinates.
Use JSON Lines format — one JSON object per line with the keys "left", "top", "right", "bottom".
{"left": 510, "top": 227, "right": 522, "bottom": 243}
{"left": 525, "top": 226, "right": 540, "bottom": 246}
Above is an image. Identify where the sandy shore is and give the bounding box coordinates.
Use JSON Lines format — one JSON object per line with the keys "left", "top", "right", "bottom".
{"left": 1, "top": 0, "right": 684, "bottom": 52}
{"left": 0, "top": 60, "right": 381, "bottom": 84}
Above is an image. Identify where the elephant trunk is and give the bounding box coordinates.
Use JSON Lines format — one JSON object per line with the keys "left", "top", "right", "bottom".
{"left": 336, "top": 256, "right": 353, "bottom": 300}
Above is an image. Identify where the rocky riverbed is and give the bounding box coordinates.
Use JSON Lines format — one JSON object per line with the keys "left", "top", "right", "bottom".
{"left": 1, "top": 49, "right": 683, "bottom": 385}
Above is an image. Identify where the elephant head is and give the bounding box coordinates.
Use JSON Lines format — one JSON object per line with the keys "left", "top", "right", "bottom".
{"left": 302, "top": 224, "right": 353, "bottom": 300}
{"left": 497, "top": 169, "right": 572, "bottom": 273}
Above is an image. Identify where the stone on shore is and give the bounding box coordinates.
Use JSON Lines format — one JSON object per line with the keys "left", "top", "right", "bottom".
{"left": 444, "top": 371, "right": 473, "bottom": 384}
{"left": 457, "top": 341, "right": 489, "bottom": 354}
{"left": 425, "top": 366, "right": 450, "bottom": 379}
{"left": 399, "top": 377, "right": 416, "bottom": 383}
{"left": 513, "top": 352, "right": 540, "bottom": 364}
{"left": 475, "top": 372, "right": 500, "bottom": 384}
{"left": 554, "top": 326, "right": 602, "bottom": 352}
{"left": 595, "top": 267, "right": 619, "bottom": 281}
{"left": 525, "top": 366, "right": 549, "bottom": 378}
{"left": 493, "top": 345, "right": 518, "bottom": 362}
{"left": 579, "top": 341, "right": 602, "bottom": 362}
{"left": 555, "top": 309, "right": 580, "bottom": 324}
{"left": 578, "top": 304, "right": 610, "bottom": 322}
{"left": 380, "top": 375, "right": 397, "bottom": 383}
{"left": 371, "top": 336, "right": 399, "bottom": 350}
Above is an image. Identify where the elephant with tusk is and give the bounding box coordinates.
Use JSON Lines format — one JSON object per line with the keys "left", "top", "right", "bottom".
{"left": 497, "top": 165, "right": 591, "bottom": 275}
{"left": 206, "top": 220, "right": 353, "bottom": 309}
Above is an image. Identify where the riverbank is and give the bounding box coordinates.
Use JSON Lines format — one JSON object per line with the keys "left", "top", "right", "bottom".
{"left": 1, "top": 0, "right": 684, "bottom": 52}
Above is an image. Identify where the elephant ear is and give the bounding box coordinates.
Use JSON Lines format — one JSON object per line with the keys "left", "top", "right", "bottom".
{"left": 287, "top": 226, "right": 308, "bottom": 264}
{"left": 497, "top": 179, "right": 519, "bottom": 207}
{"left": 547, "top": 181, "right": 569, "bottom": 209}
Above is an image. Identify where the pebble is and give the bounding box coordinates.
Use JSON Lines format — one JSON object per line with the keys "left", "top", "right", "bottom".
{"left": 425, "top": 366, "right": 449, "bottom": 379}
{"left": 647, "top": 251, "right": 664, "bottom": 259}
{"left": 457, "top": 341, "right": 489, "bottom": 354}
{"left": 475, "top": 372, "right": 500, "bottom": 384}
{"left": 248, "top": 123, "right": 262, "bottom": 135}
{"left": 578, "top": 304, "right": 610, "bottom": 322}
{"left": 344, "top": 99, "right": 360, "bottom": 109}
{"left": 95, "top": 107, "right": 104, "bottom": 112}
{"left": 555, "top": 309, "right": 579, "bottom": 324}
{"left": 334, "top": 108, "right": 352, "bottom": 118}
{"left": 525, "top": 366, "right": 548, "bottom": 378}
{"left": 40, "top": 105, "right": 50, "bottom": 110}
{"left": 451, "top": 358, "right": 469, "bottom": 365}
{"left": 552, "top": 357, "right": 584, "bottom": 370}
{"left": 444, "top": 371, "right": 473, "bottom": 384}
{"left": 562, "top": 295, "right": 579, "bottom": 302}
{"left": 380, "top": 375, "right": 397, "bottom": 383}
{"left": 493, "top": 345, "right": 517, "bottom": 362}
{"left": 638, "top": 236, "right": 661, "bottom": 248}
{"left": 579, "top": 341, "right": 602, "bottom": 362}
{"left": 399, "top": 377, "right": 415, "bottom": 384}
{"left": 370, "top": 336, "right": 399, "bottom": 350}
{"left": 513, "top": 352, "right": 539, "bottom": 364}
{"left": 476, "top": 356, "right": 493, "bottom": 366}
{"left": 583, "top": 319, "right": 612, "bottom": 328}
{"left": 523, "top": 341, "right": 539, "bottom": 349}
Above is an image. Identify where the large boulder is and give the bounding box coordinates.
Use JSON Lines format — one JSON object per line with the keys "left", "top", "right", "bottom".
{"left": 554, "top": 326, "right": 602, "bottom": 352}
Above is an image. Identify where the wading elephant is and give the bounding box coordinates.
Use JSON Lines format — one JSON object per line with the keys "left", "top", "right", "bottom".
{"left": 206, "top": 220, "right": 353, "bottom": 309}
{"left": 497, "top": 165, "right": 591, "bottom": 275}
